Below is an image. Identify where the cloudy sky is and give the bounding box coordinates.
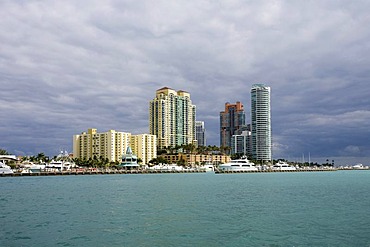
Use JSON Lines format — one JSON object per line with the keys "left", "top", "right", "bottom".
{"left": 1, "top": 0, "right": 370, "bottom": 165}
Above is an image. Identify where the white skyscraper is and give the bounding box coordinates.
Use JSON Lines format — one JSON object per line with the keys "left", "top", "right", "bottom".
{"left": 251, "top": 84, "right": 271, "bottom": 162}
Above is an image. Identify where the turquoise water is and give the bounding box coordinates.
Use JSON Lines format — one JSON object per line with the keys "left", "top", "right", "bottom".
{"left": 1, "top": 171, "right": 370, "bottom": 246}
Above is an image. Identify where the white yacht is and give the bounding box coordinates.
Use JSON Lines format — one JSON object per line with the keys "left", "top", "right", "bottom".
{"left": 46, "top": 151, "right": 75, "bottom": 171}
{"left": 30, "top": 163, "right": 46, "bottom": 172}
{"left": 272, "top": 161, "right": 296, "bottom": 171}
{"left": 47, "top": 160, "right": 72, "bottom": 171}
{"left": 218, "top": 157, "right": 258, "bottom": 172}
{"left": 352, "top": 163, "right": 364, "bottom": 169}
{"left": 148, "top": 164, "right": 183, "bottom": 171}
{"left": 201, "top": 163, "right": 214, "bottom": 172}
{"left": 0, "top": 161, "right": 14, "bottom": 174}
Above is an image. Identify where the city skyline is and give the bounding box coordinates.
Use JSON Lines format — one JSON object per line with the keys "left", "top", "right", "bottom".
{"left": 1, "top": 1, "right": 370, "bottom": 166}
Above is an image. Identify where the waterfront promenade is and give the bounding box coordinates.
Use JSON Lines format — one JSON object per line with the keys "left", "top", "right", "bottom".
{"left": 0, "top": 167, "right": 340, "bottom": 177}
{"left": 1, "top": 168, "right": 207, "bottom": 177}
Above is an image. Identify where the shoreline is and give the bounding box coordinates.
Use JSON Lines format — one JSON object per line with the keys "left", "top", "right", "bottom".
{"left": 0, "top": 167, "right": 348, "bottom": 177}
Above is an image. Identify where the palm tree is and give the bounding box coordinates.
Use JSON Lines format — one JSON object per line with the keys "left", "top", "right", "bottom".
{"left": 207, "top": 145, "right": 220, "bottom": 153}
{"left": 157, "top": 156, "right": 168, "bottom": 165}
{"left": 157, "top": 149, "right": 167, "bottom": 155}
{"left": 149, "top": 157, "right": 168, "bottom": 166}
{"left": 220, "top": 145, "right": 231, "bottom": 155}
{"left": 181, "top": 144, "right": 190, "bottom": 153}
{"left": 36, "top": 153, "right": 48, "bottom": 163}
{"left": 177, "top": 157, "right": 186, "bottom": 167}
{"left": 174, "top": 144, "right": 182, "bottom": 154}
{"left": 196, "top": 145, "right": 207, "bottom": 154}
{"left": 188, "top": 143, "right": 196, "bottom": 154}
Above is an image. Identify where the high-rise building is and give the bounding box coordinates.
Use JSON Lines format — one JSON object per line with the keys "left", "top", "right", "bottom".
{"left": 231, "top": 124, "right": 252, "bottom": 156}
{"left": 220, "top": 101, "right": 245, "bottom": 149}
{"left": 195, "top": 121, "right": 206, "bottom": 146}
{"left": 73, "top": 128, "right": 157, "bottom": 164}
{"left": 149, "top": 87, "right": 196, "bottom": 150}
{"left": 73, "top": 128, "right": 130, "bottom": 162}
{"left": 251, "top": 84, "right": 271, "bottom": 161}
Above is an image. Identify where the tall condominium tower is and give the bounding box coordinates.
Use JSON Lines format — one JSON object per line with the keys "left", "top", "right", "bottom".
{"left": 220, "top": 102, "right": 245, "bottom": 149}
{"left": 195, "top": 121, "right": 206, "bottom": 146}
{"left": 149, "top": 87, "right": 196, "bottom": 150}
{"left": 251, "top": 84, "right": 271, "bottom": 161}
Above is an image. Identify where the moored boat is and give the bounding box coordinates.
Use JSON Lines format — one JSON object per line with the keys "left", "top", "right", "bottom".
{"left": 0, "top": 161, "right": 14, "bottom": 174}
{"left": 218, "top": 157, "right": 258, "bottom": 172}
{"left": 46, "top": 151, "right": 75, "bottom": 171}
{"left": 272, "top": 161, "right": 296, "bottom": 171}
{"left": 148, "top": 164, "right": 183, "bottom": 171}
{"left": 201, "top": 163, "right": 214, "bottom": 172}
{"left": 46, "top": 160, "right": 73, "bottom": 171}
{"left": 352, "top": 163, "right": 365, "bottom": 170}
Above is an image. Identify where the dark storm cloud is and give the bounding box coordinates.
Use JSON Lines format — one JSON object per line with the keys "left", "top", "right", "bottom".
{"left": 1, "top": 0, "right": 370, "bottom": 165}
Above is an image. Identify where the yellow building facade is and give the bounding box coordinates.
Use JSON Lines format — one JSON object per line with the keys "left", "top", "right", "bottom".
{"left": 73, "top": 128, "right": 157, "bottom": 164}
{"left": 130, "top": 134, "right": 157, "bottom": 165}
{"left": 160, "top": 153, "right": 230, "bottom": 167}
{"left": 149, "top": 87, "right": 196, "bottom": 150}
{"left": 73, "top": 128, "right": 130, "bottom": 162}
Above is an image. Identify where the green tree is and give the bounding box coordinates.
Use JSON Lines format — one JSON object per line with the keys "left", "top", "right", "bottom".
{"left": 185, "top": 143, "right": 196, "bottom": 154}
{"left": 231, "top": 153, "right": 244, "bottom": 160}
{"left": 36, "top": 153, "right": 48, "bottom": 162}
{"left": 174, "top": 145, "right": 182, "bottom": 154}
{"left": 220, "top": 145, "right": 231, "bottom": 155}
{"left": 29, "top": 156, "right": 37, "bottom": 162}
{"left": 148, "top": 158, "right": 156, "bottom": 166}
{"left": 157, "top": 149, "right": 167, "bottom": 155}
{"left": 196, "top": 145, "right": 207, "bottom": 154}
{"left": 0, "top": 149, "right": 9, "bottom": 155}
{"left": 207, "top": 145, "right": 220, "bottom": 153}
{"left": 177, "top": 157, "right": 187, "bottom": 167}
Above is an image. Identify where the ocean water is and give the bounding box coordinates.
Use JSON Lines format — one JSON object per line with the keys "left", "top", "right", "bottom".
{"left": 1, "top": 171, "right": 370, "bottom": 247}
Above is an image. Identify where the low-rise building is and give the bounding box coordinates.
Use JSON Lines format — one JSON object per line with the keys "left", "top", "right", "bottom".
{"left": 159, "top": 153, "right": 230, "bottom": 167}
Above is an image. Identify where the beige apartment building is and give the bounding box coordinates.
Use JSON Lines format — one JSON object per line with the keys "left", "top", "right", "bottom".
{"left": 159, "top": 153, "right": 230, "bottom": 167}
{"left": 149, "top": 87, "right": 196, "bottom": 150}
{"left": 130, "top": 134, "right": 157, "bottom": 165}
{"left": 73, "top": 128, "right": 156, "bottom": 164}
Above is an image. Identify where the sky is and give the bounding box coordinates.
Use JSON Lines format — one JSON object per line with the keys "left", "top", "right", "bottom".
{"left": 1, "top": 0, "right": 370, "bottom": 166}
